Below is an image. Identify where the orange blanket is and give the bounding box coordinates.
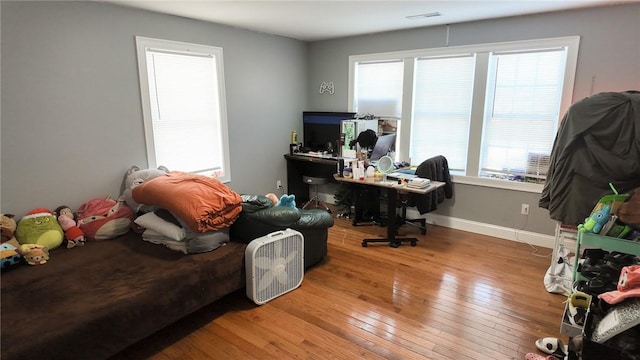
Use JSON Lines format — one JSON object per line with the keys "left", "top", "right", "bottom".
{"left": 133, "top": 172, "right": 242, "bottom": 233}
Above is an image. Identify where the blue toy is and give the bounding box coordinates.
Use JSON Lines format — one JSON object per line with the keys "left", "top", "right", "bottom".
{"left": 276, "top": 194, "right": 297, "bottom": 209}
{"left": 578, "top": 204, "right": 611, "bottom": 233}
{"left": 1, "top": 243, "right": 22, "bottom": 271}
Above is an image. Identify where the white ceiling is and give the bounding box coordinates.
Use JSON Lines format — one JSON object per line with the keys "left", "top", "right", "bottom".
{"left": 103, "top": 0, "right": 624, "bottom": 41}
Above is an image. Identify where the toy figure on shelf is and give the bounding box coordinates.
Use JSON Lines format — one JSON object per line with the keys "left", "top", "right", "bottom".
{"left": 578, "top": 204, "right": 611, "bottom": 233}
{"left": 55, "top": 206, "right": 86, "bottom": 248}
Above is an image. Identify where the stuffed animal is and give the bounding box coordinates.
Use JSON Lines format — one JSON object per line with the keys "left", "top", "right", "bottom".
{"left": 1, "top": 242, "right": 22, "bottom": 271}
{"left": 578, "top": 204, "right": 611, "bottom": 233}
{"left": 54, "top": 206, "right": 86, "bottom": 248}
{"left": 15, "top": 208, "right": 64, "bottom": 250}
{"left": 19, "top": 244, "right": 49, "bottom": 265}
{"left": 1, "top": 213, "right": 20, "bottom": 248}
{"left": 121, "top": 165, "right": 170, "bottom": 214}
{"left": 276, "top": 194, "right": 297, "bottom": 209}
{"left": 265, "top": 193, "right": 279, "bottom": 205}
{"left": 77, "top": 197, "right": 134, "bottom": 241}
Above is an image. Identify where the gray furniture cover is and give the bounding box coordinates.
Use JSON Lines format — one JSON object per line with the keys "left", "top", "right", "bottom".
{"left": 539, "top": 91, "right": 640, "bottom": 225}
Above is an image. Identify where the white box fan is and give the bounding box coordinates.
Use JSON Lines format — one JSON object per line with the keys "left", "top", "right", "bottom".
{"left": 245, "top": 229, "right": 304, "bottom": 305}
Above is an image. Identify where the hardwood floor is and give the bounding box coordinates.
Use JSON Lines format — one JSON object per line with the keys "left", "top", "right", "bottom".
{"left": 112, "top": 216, "right": 567, "bottom": 360}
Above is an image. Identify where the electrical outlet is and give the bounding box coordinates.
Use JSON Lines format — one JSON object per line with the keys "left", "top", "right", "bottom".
{"left": 276, "top": 180, "right": 282, "bottom": 189}
{"left": 521, "top": 203, "right": 530, "bottom": 215}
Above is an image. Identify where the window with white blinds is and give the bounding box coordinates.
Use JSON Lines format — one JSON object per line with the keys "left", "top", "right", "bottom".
{"left": 135, "top": 37, "right": 231, "bottom": 182}
{"left": 480, "top": 49, "right": 566, "bottom": 182}
{"left": 353, "top": 60, "right": 404, "bottom": 117}
{"left": 349, "top": 36, "right": 579, "bottom": 191}
{"left": 411, "top": 55, "right": 475, "bottom": 173}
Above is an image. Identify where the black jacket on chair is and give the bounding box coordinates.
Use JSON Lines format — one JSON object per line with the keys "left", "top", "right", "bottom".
{"left": 412, "top": 155, "right": 453, "bottom": 214}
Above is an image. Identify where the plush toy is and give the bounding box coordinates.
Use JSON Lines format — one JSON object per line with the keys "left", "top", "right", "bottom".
{"left": 121, "top": 165, "right": 170, "bottom": 214}
{"left": 1, "top": 242, "right": 22, "bottom": 271}
{"left": 1, "top": 213, "right": 20, "bottom": 248}
{"left": 265, "top": 193, "right": 279, "bottom": 206}
{"left": 54, "top": 206, "right": 86, "bottom": 248}
{"left": 578, "top": 204, "right": 611, "bottom": 233}
{"left": 15, "top": 208, "right": 64, "bottom": 250}
{"left": 19, "top": 244, "right": 49, "bottom": 265}
{"left": 77, "top": 197, "right": 134, "bottom": 241}
{"left": 276, "top": 194, "right": 297, "bottom": 209}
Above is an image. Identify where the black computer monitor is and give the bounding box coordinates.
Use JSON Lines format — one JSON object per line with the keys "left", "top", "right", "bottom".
{"left": 303, "top": 111, "right": 355, "bottom": 153}
{"left": 369, "top": 133, "right": 396, "bottom": 161}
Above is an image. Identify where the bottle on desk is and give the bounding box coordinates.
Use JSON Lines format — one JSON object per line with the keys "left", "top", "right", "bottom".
{"left": 356, "top": 160, "right": 366, "bottom": 180}
{"left": 337, "top": 158, "right": 345, "bottom": 176}
{"left": 366, "top": 166, "right": 375, "bottom": 178}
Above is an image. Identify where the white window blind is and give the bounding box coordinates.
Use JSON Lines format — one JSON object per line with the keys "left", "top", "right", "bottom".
{"left": 411, "top": 55, "right": 475, "bottom": 172}
{"left": 354, "top": 60, "right": 404, "bottom": 117}
{"left": 480, "top": 48, "right": 566, "bottom": 182}
{"left": 136, "top": 37, "right": 231, "bottom": 182}
{"left": 348, "top": 36, "right": 578, "bottom": 191}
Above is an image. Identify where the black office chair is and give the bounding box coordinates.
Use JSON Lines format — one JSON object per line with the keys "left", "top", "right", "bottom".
{"left": 411, "top": 155, "right": 453, "bottom": 214}
{"left": 396, "top": 193, "right": 427, "bottom": 235}
{"left": 395, "top": 154, "right": 453, "bottom": 236}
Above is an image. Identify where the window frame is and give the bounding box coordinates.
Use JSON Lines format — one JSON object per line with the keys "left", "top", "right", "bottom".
{"left": 348, "top": 36, "right": 580, "bottom": 193}
{"left": 135, "top": 36, "right": 232, "bottom": 183}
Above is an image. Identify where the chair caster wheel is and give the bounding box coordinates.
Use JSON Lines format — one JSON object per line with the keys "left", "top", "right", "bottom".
{"left": 411, "top": 241, "right": 417, "bottom": 246}
{"left": 390, "top": 241, "right": 400, "bottom": 248}
{"left": 361, "top": 241, "right": 368, "bottom": 247}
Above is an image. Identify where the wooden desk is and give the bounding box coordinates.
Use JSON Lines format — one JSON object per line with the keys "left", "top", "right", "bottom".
{"left": 334, "top": 174, "right": 445, "bottom": 248}
{"left": 284, "top": 154, "right": 339, "bottom": 204}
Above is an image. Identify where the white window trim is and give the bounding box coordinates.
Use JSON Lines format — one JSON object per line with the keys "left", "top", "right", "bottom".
{"left": 454, "top": 175, "right": 543, "bottom": 193}
{"left": 134, "top": 36, "right": 232, "bottom": 182}
{"left": 348, "top": 36, "right": 579, "bottom": 193}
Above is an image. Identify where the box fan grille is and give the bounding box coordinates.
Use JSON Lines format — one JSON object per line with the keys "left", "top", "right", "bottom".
{"left": 245, "top": 229, "right": 304, "bottom": 305}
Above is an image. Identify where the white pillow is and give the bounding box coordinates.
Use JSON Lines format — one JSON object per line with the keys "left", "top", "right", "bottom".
{"left": 134, "top": 211, "right": 186, "bottom": 241}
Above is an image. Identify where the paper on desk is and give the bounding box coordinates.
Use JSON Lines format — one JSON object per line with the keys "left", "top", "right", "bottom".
{"left": 343, "top": 149, "right": 357, "bottom": 158}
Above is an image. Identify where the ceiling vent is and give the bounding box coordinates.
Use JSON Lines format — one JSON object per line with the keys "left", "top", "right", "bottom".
{"left": 406, "top": 12, "right": 442, "bottom": 20}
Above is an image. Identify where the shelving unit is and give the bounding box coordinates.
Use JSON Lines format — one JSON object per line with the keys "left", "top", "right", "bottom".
{"left": 566, "top": 232, "right": 640, "bottom": 359}
{"left": 548, "top": 222, "right": 578, "bottom": 292}
{"left": 572, "top": 232, "right": 640, "bottom": 282}
{"left": 553, "top": 223, "right": 578, "bottom": 260}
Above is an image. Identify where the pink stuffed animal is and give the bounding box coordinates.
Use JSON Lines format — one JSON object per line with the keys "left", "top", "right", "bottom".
{"left": 55, "top": 206, "right": 85, "bottom": 248}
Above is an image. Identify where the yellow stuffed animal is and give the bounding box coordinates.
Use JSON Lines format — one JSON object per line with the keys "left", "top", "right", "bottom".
{"left": 19, "top": 244, "right": 49, "bottom": 265}
{"left": 1, "top": 214, "right": 20, "bottom": 248}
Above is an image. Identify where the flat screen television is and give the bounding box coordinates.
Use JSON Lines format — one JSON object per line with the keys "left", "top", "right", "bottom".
{"left": 302, "top": 111, "right": 356, "bottom": 153}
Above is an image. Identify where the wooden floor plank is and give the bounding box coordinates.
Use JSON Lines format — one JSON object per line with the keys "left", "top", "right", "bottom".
{"left": 112, "top": 214, "right": 566, "bottom": 360}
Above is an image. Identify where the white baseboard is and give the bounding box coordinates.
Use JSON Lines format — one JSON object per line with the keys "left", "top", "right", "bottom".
{"left": 321, "top": 192, "right": 555, "bottom": 249}
{"left": 406, "top": 209, "right": 555, "bottom": 249}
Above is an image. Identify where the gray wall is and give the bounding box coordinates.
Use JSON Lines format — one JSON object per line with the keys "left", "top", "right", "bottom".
{"left": 1, "top": 1, "right": 307, "bottom": 217}
{"left": 2, "top": 1, "right": 639, "bottom": 237}
{"left": 307, "top": 3, "right": 640, "bottom": 235}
